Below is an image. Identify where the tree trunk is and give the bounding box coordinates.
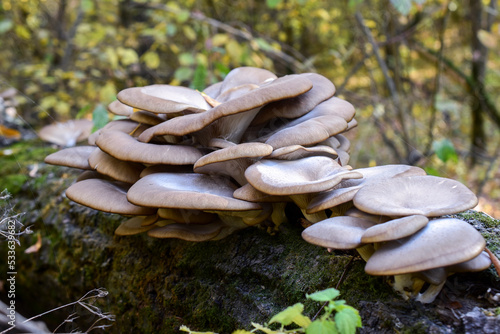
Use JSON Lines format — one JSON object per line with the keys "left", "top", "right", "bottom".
{"left": 1, "top": 140, "right": 500, "bottom": 333}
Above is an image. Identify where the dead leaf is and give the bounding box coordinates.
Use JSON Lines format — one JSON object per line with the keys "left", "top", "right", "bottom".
{"left": 25, "top": 233, "right": 42, "bottom": 254}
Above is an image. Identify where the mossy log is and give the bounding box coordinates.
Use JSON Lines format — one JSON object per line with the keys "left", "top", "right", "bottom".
{"left": 1, "top": 140, "right": 500, "bottom": 333}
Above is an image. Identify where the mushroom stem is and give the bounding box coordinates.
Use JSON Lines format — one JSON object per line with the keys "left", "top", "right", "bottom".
{"left": 415, "top": 280, "right": 447, "bottom": 304}
{"left": 356, "top": 244, "right": 375, "bottom": 262}
{"left": 270, "top": 202, "right": 288, "bottom": 229}
{"left": 300, "top": 209, "right": 328, "bottom": 224}
{"left": 484, "top": 247, "right": 500, "bottom": 277}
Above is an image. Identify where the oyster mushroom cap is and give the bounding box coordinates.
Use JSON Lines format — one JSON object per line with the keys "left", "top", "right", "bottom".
{"left": 360, "top": 215, "right": 429, "bottom": 243}
{"left": 137, "top": 74, "right": 313, "bottom": 144}
{"left": 301, "top": 216, "right": 375, "bottom": 249}
{"left": 127, "top": 172, "right": 261, "bottom": 211}
{"left": 245, "top": 156, "right": 363, "bottom": 196}
{"left": 88, "top": 148, "right": 144, "bottom": 184}
{"left": 306, "top": 165, "right": 429, "bottom": 214}
{"left": 266, "top": 145, "right": 338, "bottom": 160}
{"left": 95, "top": 130, "right": 202, "bottom": 165}
{"left": 117, "top": 84, "right": 211, "bottom": 114}
{"left": 66, "top": 178, "right": 155, "bottom": 215}
{"left": 353, "top": 175, "right": 478, "bottom": 217}
{"left": 39, "top": 119, "right": 94, "bottom": 147}
{"left": 194, "top": 142, "right": 273, "bottom": 185}
{"left": 251, "top": 73, "right": 336, "bottom": 125}
{"left": 44, "top": 146, "right": 95, "bottom": 170}
{"left": 107, "top": 100, "right": 134, "bottom": 117}
{"left": 147, "top": 221, "right": 225, "bottom": 241}
{"left": 365, "top": 218, "right": 486, "bottom": 276}
{"left": 218, "top": 67, "right": 277, "bottom": 94}
{"left": 115, "top": 216, "right": 156, "bottom": 236}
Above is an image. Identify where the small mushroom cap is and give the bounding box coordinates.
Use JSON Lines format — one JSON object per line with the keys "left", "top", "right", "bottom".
{"left": 353, "top": 175, "right": 478, "bottom": 217}
{"left": 194, "top": 142, "right": 273, "bottom": 185}
{"left": 302, "top": 216, "right": 375, "bottom": 249}
{"left": 95, "top": 130, "right": 202, "bottom": 165}
{"left": 147, "top": 221, "right": 225, "bottom": 241}
{"left": 447, "top": 251, "right": 491, "bottom": 273}
{"left": 44, "top": 146, "right": 94, "bottom": 169}
{"left": 365, "top": 218, "right": 486, "bottom": 275}
{"left": 245, "top": 157, "right": 363, "bottom": 196}
{"left": 218, "top": 67, "right": 277, "bottom": 94}
{"left": 129, "top": 110, "right": 165, "bottom": 126}
{"left": 127, "top": 173, "right": 261, "bottom": 211}
{"left": 360, "top": 215, "right": 429, "bottom": 243}
{"left": 252, "top": 73, "right": 336, "bottom": 125}
{"left": 117, "top": 84, "right": 211, "bottom": 114}
{"left": 233, "top": 183, "right": 290, "bottom": 203}
{"left": 66, "top": 178, "right": 156, "bottom": 215}
{"left": 39, "top": 119, "right": 94, "bottom": 147}
{"left": 137, "top": 74, "right": 313, "bottom": 143}
{"left": 115, "top": 216, "right": 156, "bottom": 236}
{"left": 88, "top": 148, "right": 144, "bottom": 183}
{"left": 107, "top": 100, "right": 134, "bottom": 117}
{"left": 266, "top": 145, "right": 338, "bottom": 160}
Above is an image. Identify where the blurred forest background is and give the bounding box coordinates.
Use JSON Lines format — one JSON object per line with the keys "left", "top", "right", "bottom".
{"left": 0, "top": 0, "right": 499, "bottom": 217}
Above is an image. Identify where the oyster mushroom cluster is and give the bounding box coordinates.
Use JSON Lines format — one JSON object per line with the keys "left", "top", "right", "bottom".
{"left": 44, "top": 66, "right": 491, "bottom": 302}
{"left": 302, "top": 173, "right": 489, "bottom": 303}
{"left": 45, "top": 67, "right": 358, "bottom": 241}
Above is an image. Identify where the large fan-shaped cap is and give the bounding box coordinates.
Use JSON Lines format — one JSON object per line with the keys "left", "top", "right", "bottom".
{"left": 117, "top": 85, "right": 211, "bottom": 114}
{"left": 66, "top": 178, "right": 155, "bottom": 215}
{"left": 95, "top": 130, "right": 202, "bottom": 165}
{"left": 44, "top": 146, "right": 95, "bottom": 170}
{"left": 127, "top": 173, "right": 261, "bottom": 211}
{"left": 245, "top": 156, "right": 363, "bottom": 196}
{"left": 365, "top": 218, "right": 486, "bottom": 275}
{"left": 88, "top": 148, "right": 144, "bottom": 183}
{"left": 353, "top": 175, "right": 478, "bottom": 217}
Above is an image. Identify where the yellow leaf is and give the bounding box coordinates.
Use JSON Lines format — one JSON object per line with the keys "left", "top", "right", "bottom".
{"left": 15, "top": 25, "right": 31, "bottom": 39}
{"left": 105, "top": 47, "right": 119, "bottom": 69}
{"left": 478, "top": 30, "right": 498, "bottom": 49}
{"left": 212, "top": 33, "right": 229, "bottom": 47}
{"left": 142, "top": 51, "right": 160, "bottom": 69}
{"left": 0, "top": 124, "right": 21, "bottom": 139}
{"left": 117, "top": 47, "right": 139, "bottom": 66}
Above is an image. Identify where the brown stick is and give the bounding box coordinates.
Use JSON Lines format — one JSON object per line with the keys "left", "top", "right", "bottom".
{"left": 485, "top": 247, "right": 500, "bottom": 277}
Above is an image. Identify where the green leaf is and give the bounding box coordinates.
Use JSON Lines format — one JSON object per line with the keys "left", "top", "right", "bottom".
{"left": 432, "top": 139, "right": 458, "bottom": 163}
{"left": 306, "top": 319, "right": 338, "bottom": 334}
{"left": 266, "top": 0, "right": 281, "bottom": 9}
{"left": 307, "top": 288, "right": 340, "bottom": 302}
{"left": 174, "top": 67, "right": 193, "bottom": 82}
{"left": 179, "top": 53, "right": 195, "bottom": 66}
{"left": 191, "top": 64, "right": 207, "bottom": 91}
{"left": 92, "top": 104, "right": 109, "bottom": 132}
{"left": 334, "top": 307, "right": 362, "bottom": 334}
{"left": 269, "top": 303, "right": 310, "bottom": 327}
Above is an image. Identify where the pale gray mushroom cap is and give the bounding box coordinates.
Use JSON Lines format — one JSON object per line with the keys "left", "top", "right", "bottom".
{"left": 251, "top": 97, "right": 352, "bottom": 149}
{"left": 148, "top": 221, "right": 225, "bottom": 241}
{"left": 365, "top": 218, "right": 486, "bottom": 275}
{"left": 353, "top": 175, "right": 478, "bottom": 217}
{"left": 157, "top": 208, "right": 217, "bottom": 224}
{"left": 266, "top": 145, "right": 338, "bottom": 161}
{"left": 252, "top": 73, "right": 336, "bottom": 125}
{"left": 66, "top": 178, "right": 156, "bottom": 215}
{"left": 88, "top": 148, "right": 144, "bottom": 184}
{"left": 129, "top": 110, "right": 165, "bottom": 126}
{"left": 194, "top": 142, "right": 273, "bottom": 185}
{"left": 107, "top": 100, "right": 134, "bottom": 117}
{"left": 39, "top": 119, "right": 94, "bottom": 147}
{"left": 88, "top": 120, "right": 149, "bottom": 145}
{"left": 127, "top": 172, "right": 262, "bottom": 211}
{"left": 137, "top": 74, "right": 313, "bottom": 143}
{"left": 360, "top": 215, "right": 429, "bottom": 243}
{"left": 233, "top": 183, "right": 290, "bottom": 203}
{"left": 307, "top": 164, "right": 427, "bottom": 214}
{"left": 302, "top": 216, "right": 375, "bottom": 249}
{"left": 245, "top": 156, "right": 363, "bottom": 196}
{"left": 44, "top": 146, "right": 95, "bottom": 170}
{"left": 95, "top": 130, "right": 202, "bottom": 165}
{"left": 217, "top": 67, "right": 277, "bottom": 94}
{"left": 117, "top": 84, "right": 211, "bottom": 114}
{"left": 115, "top": 216, "right": 156, "bottom": 236}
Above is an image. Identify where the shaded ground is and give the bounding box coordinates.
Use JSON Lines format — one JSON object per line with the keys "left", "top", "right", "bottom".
{"left": 0, "top": 139, "right": 499, "bottom": 333}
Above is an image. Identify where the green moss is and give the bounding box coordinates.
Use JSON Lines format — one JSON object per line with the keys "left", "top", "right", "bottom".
{"left": 456, "top": 211, "right": 500, "bottom": 228}
{"left": 0, "top": 174, "right": 28, "bottom": 195}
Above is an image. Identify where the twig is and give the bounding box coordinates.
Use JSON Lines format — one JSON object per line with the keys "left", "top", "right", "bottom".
{"left": 144, "top": 3, "right": 312, "bottom": 73}
{"left": 485, "top": 247, "right": 500, "bottom": 277}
